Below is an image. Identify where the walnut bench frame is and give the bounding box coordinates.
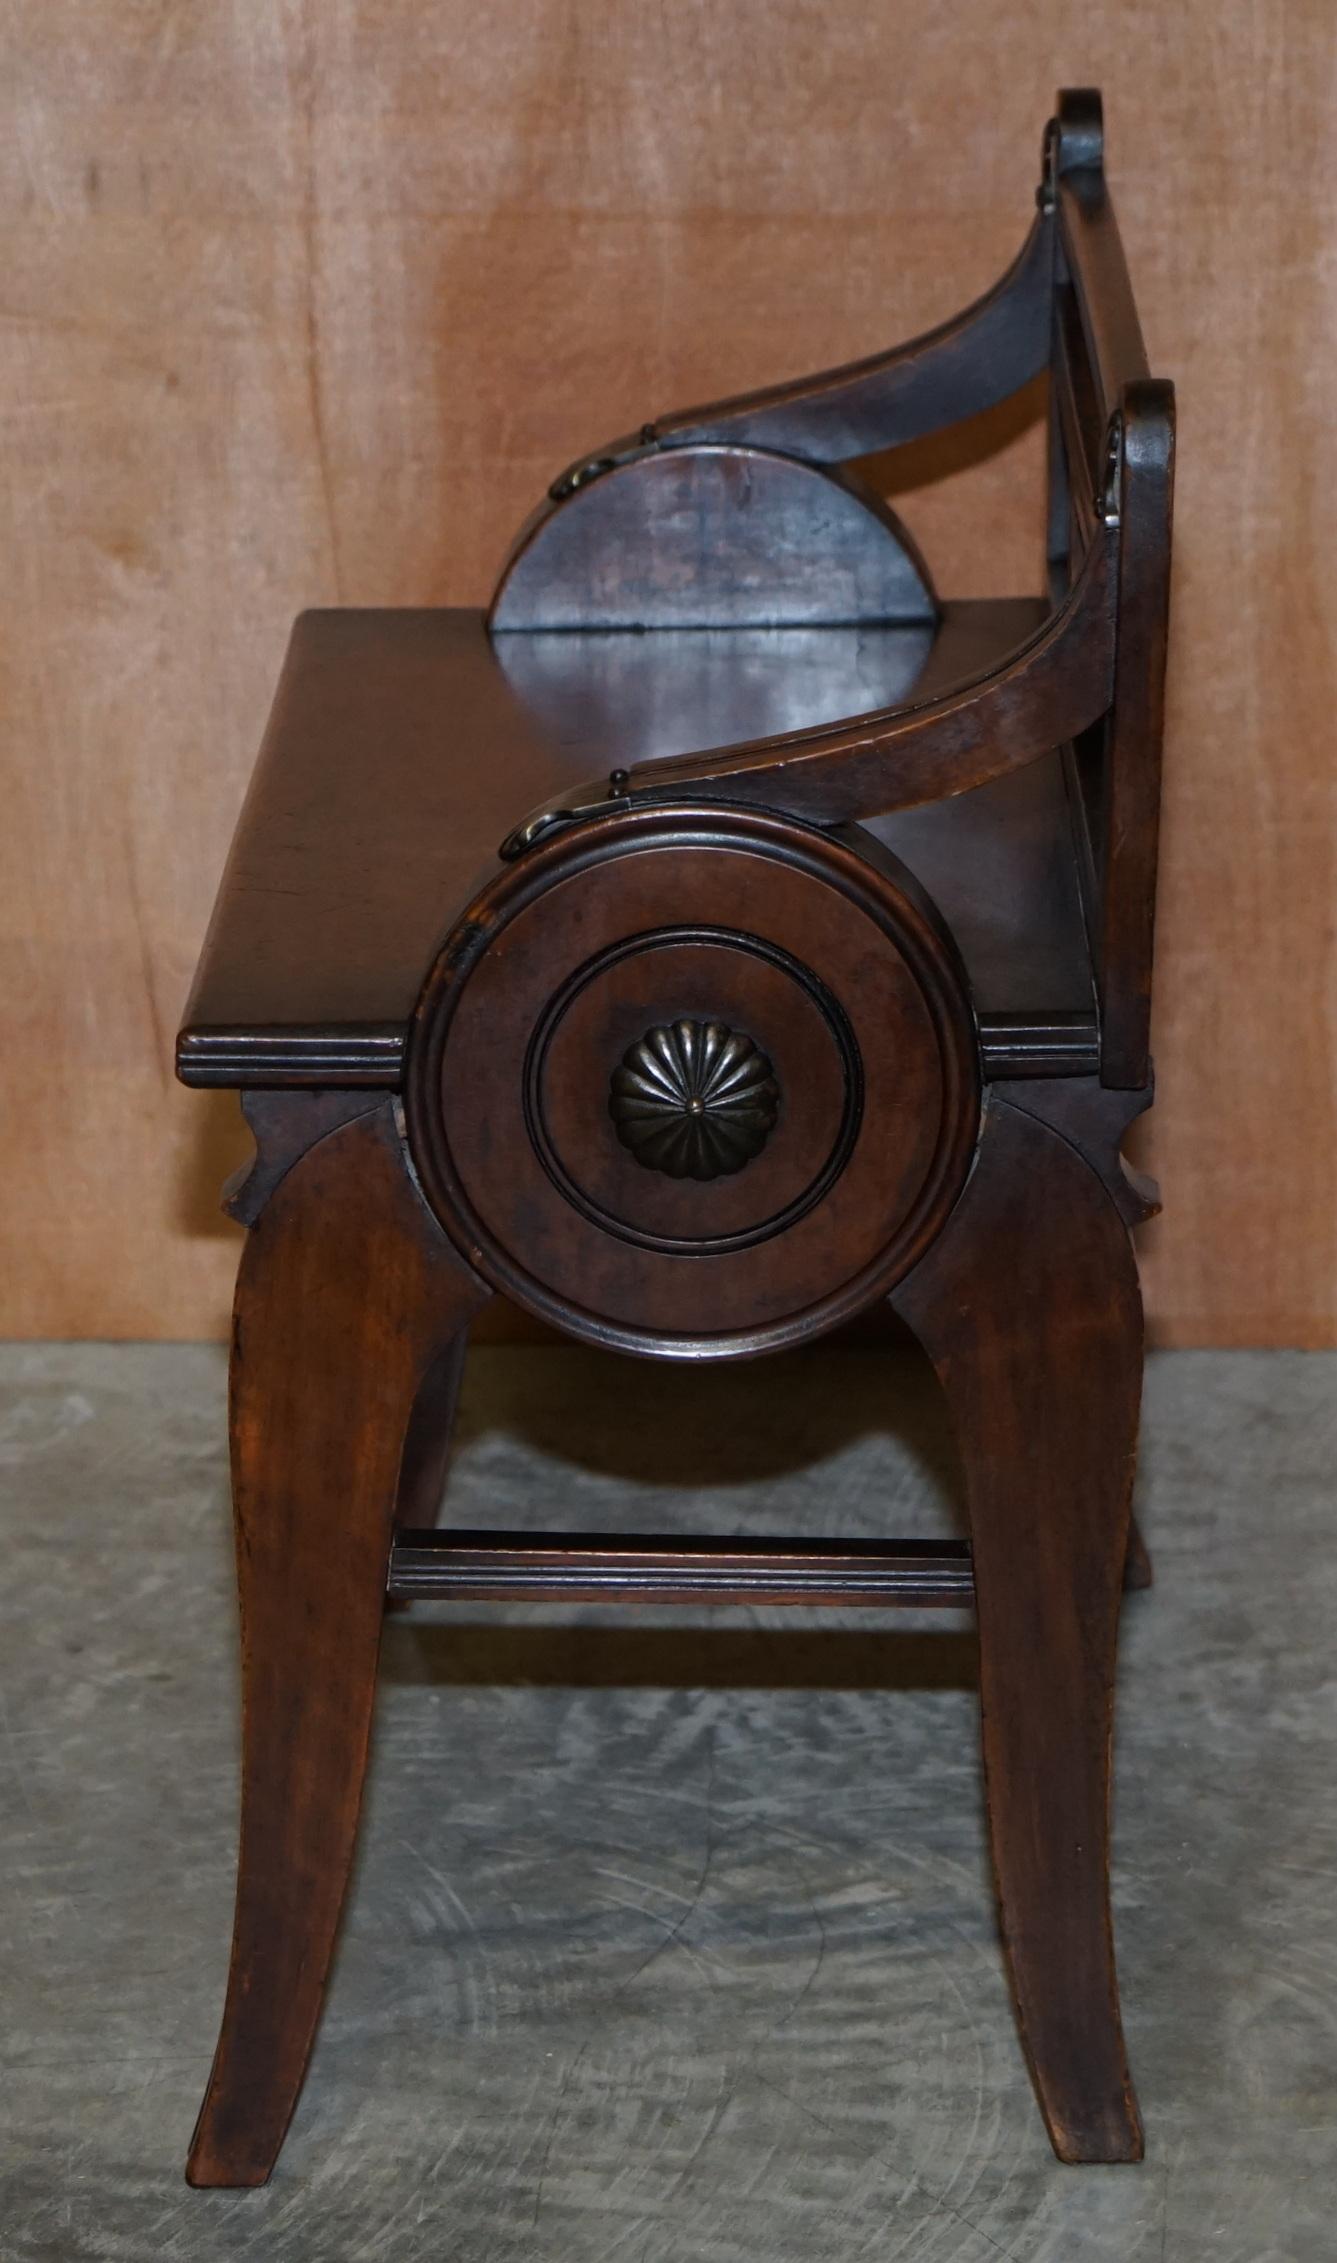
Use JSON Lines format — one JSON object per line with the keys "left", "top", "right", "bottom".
{"left": 177, "top": 88, "right": 1174, "bottom": 2185}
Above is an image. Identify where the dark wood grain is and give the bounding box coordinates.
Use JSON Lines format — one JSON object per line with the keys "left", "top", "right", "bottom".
{"left": 186, "top": 1103, "right": 491, "bottom": 2188}
{"left": 388, "top": 1526, "right": 1152, "bottom": 1604}
{"left": 992, "top": 1075, "right": 1159, "bottom": 1226}
{"left": 176, "top": 610, "right": 559, "bottom": 1064}
{"left": 177, "top": 599, "right": 1104, "bottom": 1089}
{"left": 892, "top": 1093, "right": 1144, "bottom": 2163}
{"left": 221, "top": 1089, "right": 380, "bottom": 1226}
{"left": 1057, "top": 175, "right": 1150, "bottom": 428}
{"left": 872, "top": 750, "right": 1094, "bottom": 1018}
{"left": 1095, "top": 379, "right": 1175, "bottom": 1087}
{"left": 1041, "top": 88, "right": 1173, "bottom": 1091}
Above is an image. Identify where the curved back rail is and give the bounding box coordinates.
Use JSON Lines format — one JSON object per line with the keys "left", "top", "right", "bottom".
{"left": 576, "top": 531, "right": 1116, "bottom": 827}
{"left": 650, "top": 214, "right": 1053, "bottom": 465}
{"left": 544, "top": 209, "right": 1053, "bottom": 499}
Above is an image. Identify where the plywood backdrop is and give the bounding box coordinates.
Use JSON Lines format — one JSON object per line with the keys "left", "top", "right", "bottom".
{"left": 2, "top": 1, "right": 1334, "bottom": 1344}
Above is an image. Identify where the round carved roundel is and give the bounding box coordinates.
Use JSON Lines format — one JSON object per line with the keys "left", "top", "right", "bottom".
{"left": 406, "top": 803, "right": 980, "bottom": 1360}
{"left": 609, "top": 1019, "right": 779, "bottom": 1181}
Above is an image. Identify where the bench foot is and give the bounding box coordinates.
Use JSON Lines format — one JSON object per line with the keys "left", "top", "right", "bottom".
{"left": 893, "top": 1094, "right": 1145, "bottom": 2164}
{"left": 186, "top": 1103, "right": 489, "bottom": 2187}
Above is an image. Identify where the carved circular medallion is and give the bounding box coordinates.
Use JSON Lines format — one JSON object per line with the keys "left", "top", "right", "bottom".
{"left": 407, "top": 803, "right": 980, "bottom": 1361}
{"left": 524, "top": 925, "right": 861, "bottom": 1256}
{"left": 609, "top": 1019, "right": 779, "bottom": 1181}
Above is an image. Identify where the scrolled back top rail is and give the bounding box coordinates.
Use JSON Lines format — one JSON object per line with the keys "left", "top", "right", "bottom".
{"left": 543, "top": 90, "right": 1136, "bottom": 493}
{"left": 646, "top": 211, "right": 1055, "bottom": 465}
{"left": 1050, "top": 85, "right": 1106, "bottom": 178}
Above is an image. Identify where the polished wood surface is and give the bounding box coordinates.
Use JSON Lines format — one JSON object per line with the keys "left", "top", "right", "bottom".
{"left": 186, "top": 1101, "right": 491, "bottom": 2187}
{"left": 892, "top": 1090, "right": 1145, "bottom": 2163}
{"left": 1095, "top": 380, "right": 1174, "bottom": 1087}
{"left": 387, "top": 1530, "right": 978, "bottom": 1608}
{"left": 179, "top": 601, "right": 1092, "bottom": 1083}
{"left": 385, "top": 1526, "right": 1152, "bottom": 1607}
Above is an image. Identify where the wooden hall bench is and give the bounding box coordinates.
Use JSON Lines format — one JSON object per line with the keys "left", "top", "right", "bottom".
{"left": 177, "top": 87, "right": 1174, "bottom": 2184}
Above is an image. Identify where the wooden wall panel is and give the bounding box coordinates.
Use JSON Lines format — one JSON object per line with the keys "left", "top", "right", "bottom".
{"left": 1, "top": 1, "right": 1333, "bottom": 1344}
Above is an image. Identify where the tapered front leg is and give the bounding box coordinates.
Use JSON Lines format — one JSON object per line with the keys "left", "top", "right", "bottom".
{"left": 892, "top": 1093, "right": 1145, "bottom": 2164}
{"left": 187, "top": 1101, "right": 490, "bottom": 2187}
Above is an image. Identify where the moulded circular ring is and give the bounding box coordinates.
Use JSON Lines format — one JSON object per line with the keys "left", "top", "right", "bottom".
{"left": 406, "top": 803, "right": 980, "bottom": 1359}
{"left": 521, "top": 924, "right": 864, "bottom": 1256}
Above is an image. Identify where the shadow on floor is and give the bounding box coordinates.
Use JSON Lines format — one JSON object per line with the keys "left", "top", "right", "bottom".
{"left": 382, "top": 1339, "right": 976, "bottom": 1698}
{"left": 380, "top": 1618, "right": 980, "bottom": 1693}
{"left": 445, "top": 1337, "right": 967, "bottom": 1506}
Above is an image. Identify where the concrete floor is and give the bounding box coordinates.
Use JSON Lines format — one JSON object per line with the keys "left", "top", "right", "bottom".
{"left": 1, "top": 1343, "right": 1335, "bottom": 2262}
